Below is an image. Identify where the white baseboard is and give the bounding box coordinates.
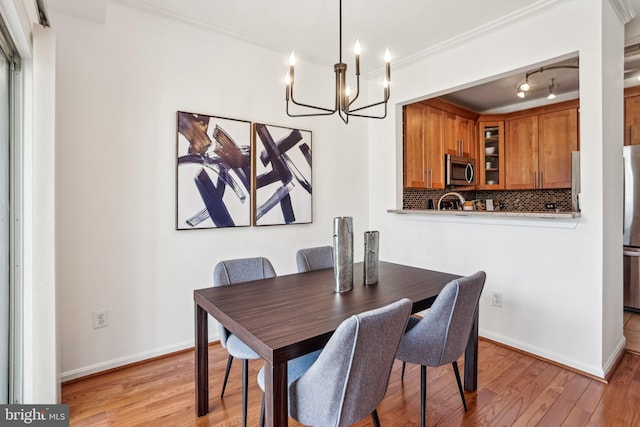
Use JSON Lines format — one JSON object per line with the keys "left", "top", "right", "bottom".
{"left": 59, "top": 339, "right": 199, "bottom": 382}
{"left": 479, "top": 328, "right": 615, "bottom": 379}
{"left": 603, "top": 335, "right": 627, "bottom": 378}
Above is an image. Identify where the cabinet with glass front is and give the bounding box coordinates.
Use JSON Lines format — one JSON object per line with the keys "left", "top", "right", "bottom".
{"left": 478, "top": 121, "right": 504, "bottom": 189}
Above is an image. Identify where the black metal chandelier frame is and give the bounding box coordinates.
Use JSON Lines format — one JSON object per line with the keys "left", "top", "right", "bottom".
{"left": 285, "top": 0, "right": 390, "bottom": 124}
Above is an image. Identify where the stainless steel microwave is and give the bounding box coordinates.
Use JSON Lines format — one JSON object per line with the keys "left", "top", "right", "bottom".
{"left": 445, "top": 154, "right": 475, "bottom": 186}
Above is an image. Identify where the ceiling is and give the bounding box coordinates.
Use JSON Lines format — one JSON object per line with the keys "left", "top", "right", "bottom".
{"left": 48, "top": 0, "right": 640, "bottom": 112}
{"left": 48, "top": 0, "right": 546, "bottom": 67}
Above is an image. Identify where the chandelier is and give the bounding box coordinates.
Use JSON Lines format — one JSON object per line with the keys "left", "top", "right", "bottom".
{"left": 285, "top": 0, "right": 391, "bottom": 124}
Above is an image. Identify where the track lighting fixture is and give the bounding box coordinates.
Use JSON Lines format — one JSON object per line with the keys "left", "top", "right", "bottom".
{"left": 515, "top": 65, "right": 578, "bottom": 100}
{"left": 547, "top": 78, "right": 557, "bottom": 100}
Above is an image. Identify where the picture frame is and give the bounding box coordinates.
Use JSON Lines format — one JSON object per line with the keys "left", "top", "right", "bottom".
{"left": 253, "top": 123, "right": 312, "bottom": 226}
{"left": 176, "top": 111, "right": 252, "bottom": 229}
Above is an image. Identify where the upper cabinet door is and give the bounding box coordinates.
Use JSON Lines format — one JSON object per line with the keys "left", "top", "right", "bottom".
{"left": 425, "top": 107, "right": 445, "bottom": 189}
{"left": 403, "top": 103, "right": 428, "bottom": 188}
{"left": 505, "top": 116, "right": 538, "bottom": 189}
{"left": 538, "top": 108, "right": 578, "bottom": 189}
{"left": 457, "top": 116, "right": 475, "bottom": 158}
{"left": 443, "top": 111, "right": 458, "bottom": 156}
{"left": 626, "top": 95, "right": 640, "bottom": 146}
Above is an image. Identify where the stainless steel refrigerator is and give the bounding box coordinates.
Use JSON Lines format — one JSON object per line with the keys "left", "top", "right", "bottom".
{"left": 623, "top": 145, "right": 640, "bottom": 311}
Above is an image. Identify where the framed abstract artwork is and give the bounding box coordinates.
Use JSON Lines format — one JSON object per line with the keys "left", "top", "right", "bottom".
{"left": 253, "top": 123, "right": 312, "bottom": 226}
{"left": 176, "top": 111, "right": 252, "bottom": 229}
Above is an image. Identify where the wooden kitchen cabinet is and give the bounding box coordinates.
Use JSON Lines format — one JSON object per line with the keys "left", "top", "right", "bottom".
{"left": 444, "top": 113, "right": 475, "bottom": 158}
{"left": 478, "top": 121, "right": 505, "bottom": 189}
{"left": 403, "top": 103, "right": 445, "bottom": 189}
{"left": 505, "top": 108, "right": 578, "bottom": 189}
{"left": 403, "top": 103, "right": 428, "bottom": 188}
{"left": 505, "top": 115, "right": 538, "bottom": 189}
{"left": 625, "top": 95, "right": 640, "bottom": 146}
{"left": 458, "top": 116, "right": 476, "bottom": 158}
{"left": 538, "top": 108, "right": 579, "bottom": 188}
{"left": 425, "top": 107, "right": 446, "bottom": 189}
{"left": 444, "top": 112, "right": 458, "bottom": 156}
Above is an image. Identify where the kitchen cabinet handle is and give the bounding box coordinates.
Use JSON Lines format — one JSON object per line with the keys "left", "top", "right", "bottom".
{"left": 539, "top": 171, "right": 543, "bottom": 189}
{"left": 624, "top": 250, "right": 640, "bottom": 257}
{"left": 465, "top": 163, "right": 474, "bottom": 183}
{"left": 533, "top": 172, "right": 537, "bottom": 189}
{"left": 629, "top": 126, "right": 632, "bottom": 146}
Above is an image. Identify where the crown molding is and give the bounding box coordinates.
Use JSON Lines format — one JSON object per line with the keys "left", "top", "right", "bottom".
{"left": 112, "top": 0, "right": 319, "bottom": 62}
{"left": 609, "top": 0, "right": 636, "bottom": 24}
{"left": 371, "top": 0, "right": 567, "bottom": 77}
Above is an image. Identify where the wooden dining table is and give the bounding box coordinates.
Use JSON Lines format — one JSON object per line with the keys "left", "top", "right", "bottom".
{"left": 194, "top": 261, "right": 479, "bottom": 426}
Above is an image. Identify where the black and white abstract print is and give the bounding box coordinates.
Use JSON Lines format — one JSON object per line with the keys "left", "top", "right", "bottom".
{"left": 176, "top": 112, "right": 252, "bottom": 229}
{"left": 253, "top": 123, "right": 312, "bottom": 226}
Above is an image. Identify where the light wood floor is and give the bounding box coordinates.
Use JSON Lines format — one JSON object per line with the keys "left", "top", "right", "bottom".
{"left": 62, "top": 338, "right": 640, "bottom": 426}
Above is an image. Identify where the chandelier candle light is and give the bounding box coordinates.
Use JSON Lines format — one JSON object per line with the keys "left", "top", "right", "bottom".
{"left": 285, "top": 0, "right": 391, "bottom": 124}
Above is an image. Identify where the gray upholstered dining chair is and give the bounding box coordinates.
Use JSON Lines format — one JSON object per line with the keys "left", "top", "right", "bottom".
{"left": 296, "top": 245, "right": 334, "bottom": 272}
{"left": 213, "top": 257, "right": 277, "bottom": 427}
{"left": 395, "top": 271, "right": 486, "bottom": 427}
{"left": 257, "top": 297, "right": 412, "bottom": 427}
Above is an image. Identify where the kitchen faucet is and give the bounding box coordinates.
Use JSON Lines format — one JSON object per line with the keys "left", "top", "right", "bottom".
{"left": 437, "top": 192, "right": 466, "bottom": 210}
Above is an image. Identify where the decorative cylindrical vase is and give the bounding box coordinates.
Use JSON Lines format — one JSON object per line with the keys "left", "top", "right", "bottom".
{"left": 333, "top": 217, "right": 354, "bottom": 293}
{"left": 364, "top": 231, "right": 379, "bottom": 285}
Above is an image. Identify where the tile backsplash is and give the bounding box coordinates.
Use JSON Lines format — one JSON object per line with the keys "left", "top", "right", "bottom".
{"left": 404, "top": 188, "right": 573, "bottom": 212}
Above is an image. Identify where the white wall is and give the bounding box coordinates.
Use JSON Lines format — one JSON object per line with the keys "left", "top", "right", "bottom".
{"left": 2, "top": 0, "right": 61, "bottom": 403}
{"left": 31, "top": 24, "right": 58, "bottom": 402}
{"left": 52, "top": 0, "right": 626, "bottom": 381}
{"left": 52, "top": 3, "right": 369, "bottom": 380}
{"left": 369, "top": 0, "right": 624, "bottom": 377}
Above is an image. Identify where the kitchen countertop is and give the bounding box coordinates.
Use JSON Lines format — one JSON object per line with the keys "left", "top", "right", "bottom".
{"left": 388, "top": 209, "right": 580, "bottom": 219}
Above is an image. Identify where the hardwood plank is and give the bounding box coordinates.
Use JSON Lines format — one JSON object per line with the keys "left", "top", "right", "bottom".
{"left": 62, "top": 341, "right": 640, "bottom": 427}
{"left": 586, "top": 353, "right": 640, "bottom": 426}
{"left": 625, "top": 312, "right": 640, "bottom": 332}
{"left": 508, "top": 369, "right": 575, "bottom": 427}
{"left": 535, "top": 373, "right": 590, "bottom": 425}
{"left": 489, "top": 362, "right": 562, "bottom": 426}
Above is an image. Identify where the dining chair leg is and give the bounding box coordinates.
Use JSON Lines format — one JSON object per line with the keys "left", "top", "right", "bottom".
{"left": 259, "top": 394, "right": 265, "bottom": 427}
{"left": 242, "top": 359, "right": 248, "bottom": 427}
{"left": 371, "top": 409, "right": 381, "bottom": 427}
{"left": 220, "top": 354, "right": 234, "bottom": 398}
{"left": 401, "top": 361, "right": 406, "bottom": 381}
{"left": 421, "top": 365, "right": 427, "bottom": 427}
{"left": 452, "top": 361, "right": 467, "bottom": 411}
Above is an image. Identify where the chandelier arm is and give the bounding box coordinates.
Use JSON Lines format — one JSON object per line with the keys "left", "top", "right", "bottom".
{"left": 346, "top": 102, "right": 387, "bottom": 119}
{"left": 287, "top": 101, "right": 337, "bottom": 117}
{"left": 289, "top": 91, "right": 337, "bottom": 113}
{"left": 338, "top": 107, "right": 349, "bottom": 124}
{"left": 346, "top": 93, "right": 390, "bottom": 113}
{"left": 346, "top": 75, "right": 361, "bottom": 110}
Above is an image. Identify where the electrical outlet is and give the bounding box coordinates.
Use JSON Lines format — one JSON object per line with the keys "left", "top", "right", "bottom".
{"left": 491, "top": 292, "right": 503, "bottom": 308}
{"left": 545, "top": 202, "right": 556, "bottom": 209}
{"left": 93, "top": 309, "right": 109, "bottom": 329}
